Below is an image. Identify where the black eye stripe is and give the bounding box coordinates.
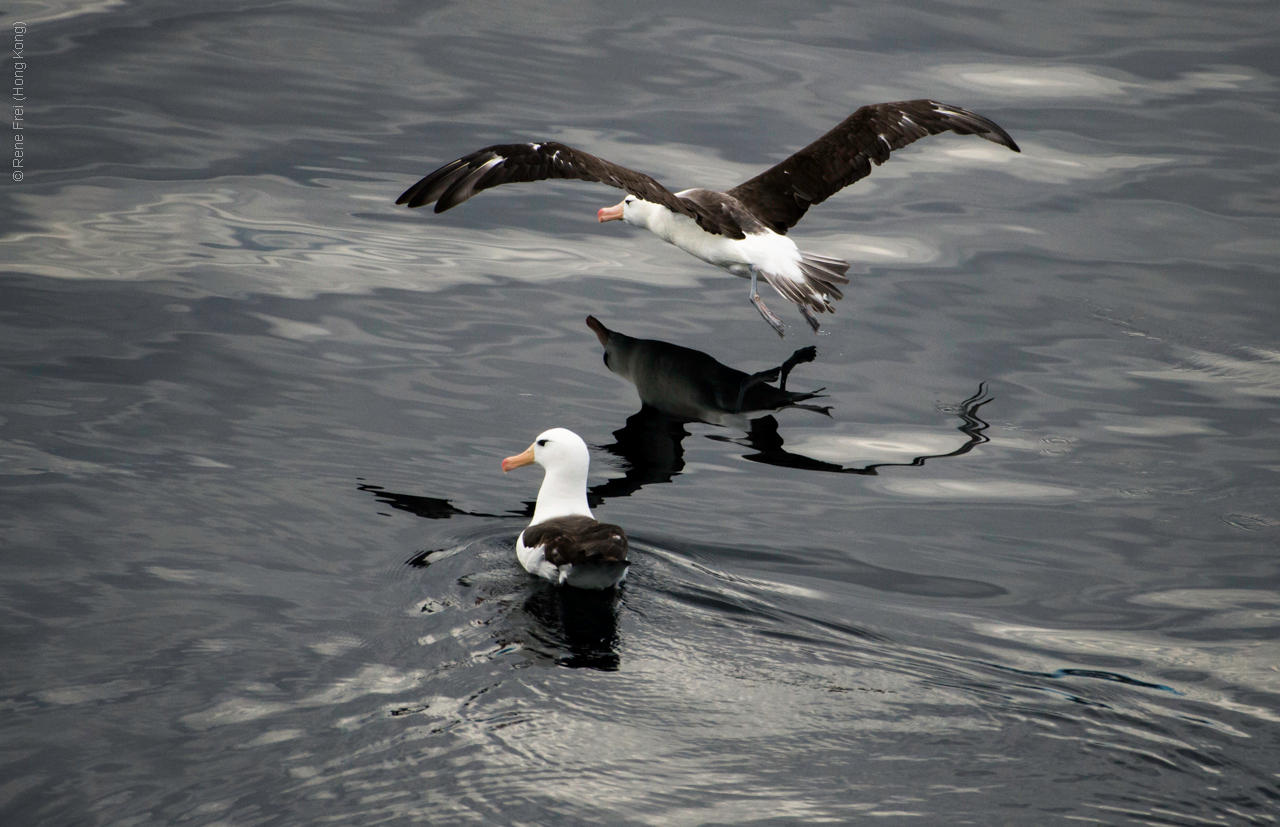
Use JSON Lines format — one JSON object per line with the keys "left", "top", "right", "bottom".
{"left": 536, "top": 439, "right": 548, "bottom": 446}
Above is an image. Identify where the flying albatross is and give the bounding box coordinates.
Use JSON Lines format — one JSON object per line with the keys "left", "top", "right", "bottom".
{"left": 397, "top": 99, "right": 1020, "bottom": 336}
{"left": 501, "top": 427, "right": 629, "bottom": 589}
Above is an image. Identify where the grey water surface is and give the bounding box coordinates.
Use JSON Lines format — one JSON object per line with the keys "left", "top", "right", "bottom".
{"left": 2, "top": 0, "right": 1279, "bottom": 824}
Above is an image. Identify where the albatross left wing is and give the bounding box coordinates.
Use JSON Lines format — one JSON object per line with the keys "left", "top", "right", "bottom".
{"left": 397, "top": 141, "right": 698, "bottom": 219}
{"left": 727, "top": 100, "right": 1021, "bottom": 235}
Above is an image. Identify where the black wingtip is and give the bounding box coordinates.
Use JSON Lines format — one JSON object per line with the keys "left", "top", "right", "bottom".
{"left": 991, "top": 127, "right": 1021, "bottom": 153}
{"left": 977, "top": 115, "right": 1020, "bottom": 153}
{"left": 396, "top": 159, "right": 475, "bottom": 211}
{"left": 929, "top": 101, "right": 1020, "bottom": 153}
{"left": 396, "top": 177, "right": 433, "bottom": 208}
{"left": 396, "top": 181, "right": 429, "bottom": 209}
{"left": 396, "top": 182, "right": 428, "bottom": 207}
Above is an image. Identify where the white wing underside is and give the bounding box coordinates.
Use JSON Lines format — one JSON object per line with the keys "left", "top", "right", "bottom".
{"left": 516, "top": 533, "right": 561, "bottom": 582}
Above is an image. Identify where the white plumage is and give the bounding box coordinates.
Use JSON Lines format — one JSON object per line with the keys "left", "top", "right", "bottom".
{"left": 501, "top": 428, "right": 629, "bottom": 590}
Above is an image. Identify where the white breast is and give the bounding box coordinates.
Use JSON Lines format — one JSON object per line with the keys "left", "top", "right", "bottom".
{"left": 642, "top": 204, "right": 804, "bottom": 279}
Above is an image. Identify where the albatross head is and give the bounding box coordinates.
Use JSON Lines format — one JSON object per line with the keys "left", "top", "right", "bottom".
{"left": 597, "top": 194, "right": 652, "bottom": 228}
{"left": 501, "top": 427, "right": 590, "bottom": 476}
{"left": 501, "top": 428, "right": 593, "bottom": 524}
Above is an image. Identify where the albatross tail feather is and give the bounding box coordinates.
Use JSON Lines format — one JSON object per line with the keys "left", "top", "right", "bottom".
{"left": 793, "top": 251, "right": 851, "bottom": 312}
{"left": 800, "top": 252, "right": 852, "bottom": 276}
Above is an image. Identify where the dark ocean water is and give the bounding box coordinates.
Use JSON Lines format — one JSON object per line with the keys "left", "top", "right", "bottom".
{"left": 3, "top": 1, "right": 1279, "bottom": 824}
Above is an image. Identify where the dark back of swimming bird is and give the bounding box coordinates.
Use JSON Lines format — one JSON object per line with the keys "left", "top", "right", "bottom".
{"left": 523, "top": 516, "right": 629, "bottom": 566}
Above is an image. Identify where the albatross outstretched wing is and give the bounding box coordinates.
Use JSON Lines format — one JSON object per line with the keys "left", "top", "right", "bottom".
{"left": 727, "top": 100, "right": 1021, "bottom": 235}
{"left": 397, "top": 141, "right": 748, "bottom": 237}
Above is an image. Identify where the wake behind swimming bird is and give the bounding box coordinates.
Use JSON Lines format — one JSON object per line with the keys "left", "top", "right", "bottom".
{"left": 501, "top": 428, "right": 630, "bottom": 590}
{"left": 398, "top": 99, "right": 1020, "bottom": 336}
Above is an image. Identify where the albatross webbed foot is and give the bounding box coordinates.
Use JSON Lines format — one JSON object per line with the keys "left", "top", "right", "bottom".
{"left": 751, "top": 295, "right": 786, "bottom": 338}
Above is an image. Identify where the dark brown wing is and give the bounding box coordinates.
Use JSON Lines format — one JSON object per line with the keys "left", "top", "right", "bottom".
{"left": 397, "top": 141, "right": 745, "bottom": 237}
{"left": 727, "top": 100, "right": 1021, "bottom": 234}
{"left": 521, "top": 515, "right": 628, "bottom": 567}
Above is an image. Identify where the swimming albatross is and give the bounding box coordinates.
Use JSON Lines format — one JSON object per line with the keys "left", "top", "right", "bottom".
{"left": 501, "top": 428, "right": 629, "bottom": 589}
{"left": 397, "top": 99, "right": 1020, "bottom": 336}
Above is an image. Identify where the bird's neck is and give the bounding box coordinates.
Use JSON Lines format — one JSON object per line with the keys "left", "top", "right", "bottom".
{"left": 531, "top": 466, "right": 592, "bottom": 525}
{"left": 633, "top": 203, "right": 734, "bottom": 268}
{"left": 633, "top": 204, "right": 688, "bottom": 245}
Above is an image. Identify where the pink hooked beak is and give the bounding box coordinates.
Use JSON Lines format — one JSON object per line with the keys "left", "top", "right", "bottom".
{"left": 501, "top": 444, "right": 536, "bottom": 473}
{"left": 597, "top": 201, "right": 625, "bottom": 223}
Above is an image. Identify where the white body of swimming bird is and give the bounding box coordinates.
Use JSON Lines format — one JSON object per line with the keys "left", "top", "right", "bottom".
{"left": 501, "top": 427, "right": 629, "bottom": 590}
{"left": 398, "top": 99, "right": 1020, "bottom": 336}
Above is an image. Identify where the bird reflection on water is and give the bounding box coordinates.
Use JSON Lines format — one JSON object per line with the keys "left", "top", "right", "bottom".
{"left": 517, "top": 582, "right": 622, "bottom": 671}
{"left": 588, "top": 314, "right": 830, "bottom": 499}
{"left": 396, "top": 539, "right": 626, "bottom": 672}
{"left": 707, "top": 387, "right": 992, "bottom": 476}
{"left": 589, "top": 315, "right": 830, "bottom": 430}
{"left": 588, "top": 315, "right": 992, "bottom": 488}
{"left": 359, "top": 317, "right": 993, "bottom": 519}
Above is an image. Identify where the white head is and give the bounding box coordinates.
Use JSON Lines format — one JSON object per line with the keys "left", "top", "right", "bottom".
{"left": 501, "top": 427, "right": 589, "bottom": 474}
{"left": 597, "top": 194, "right": 658, "bottom": 230}
{"left": 501, "top": 427, "right": 593, "bottom": 523}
